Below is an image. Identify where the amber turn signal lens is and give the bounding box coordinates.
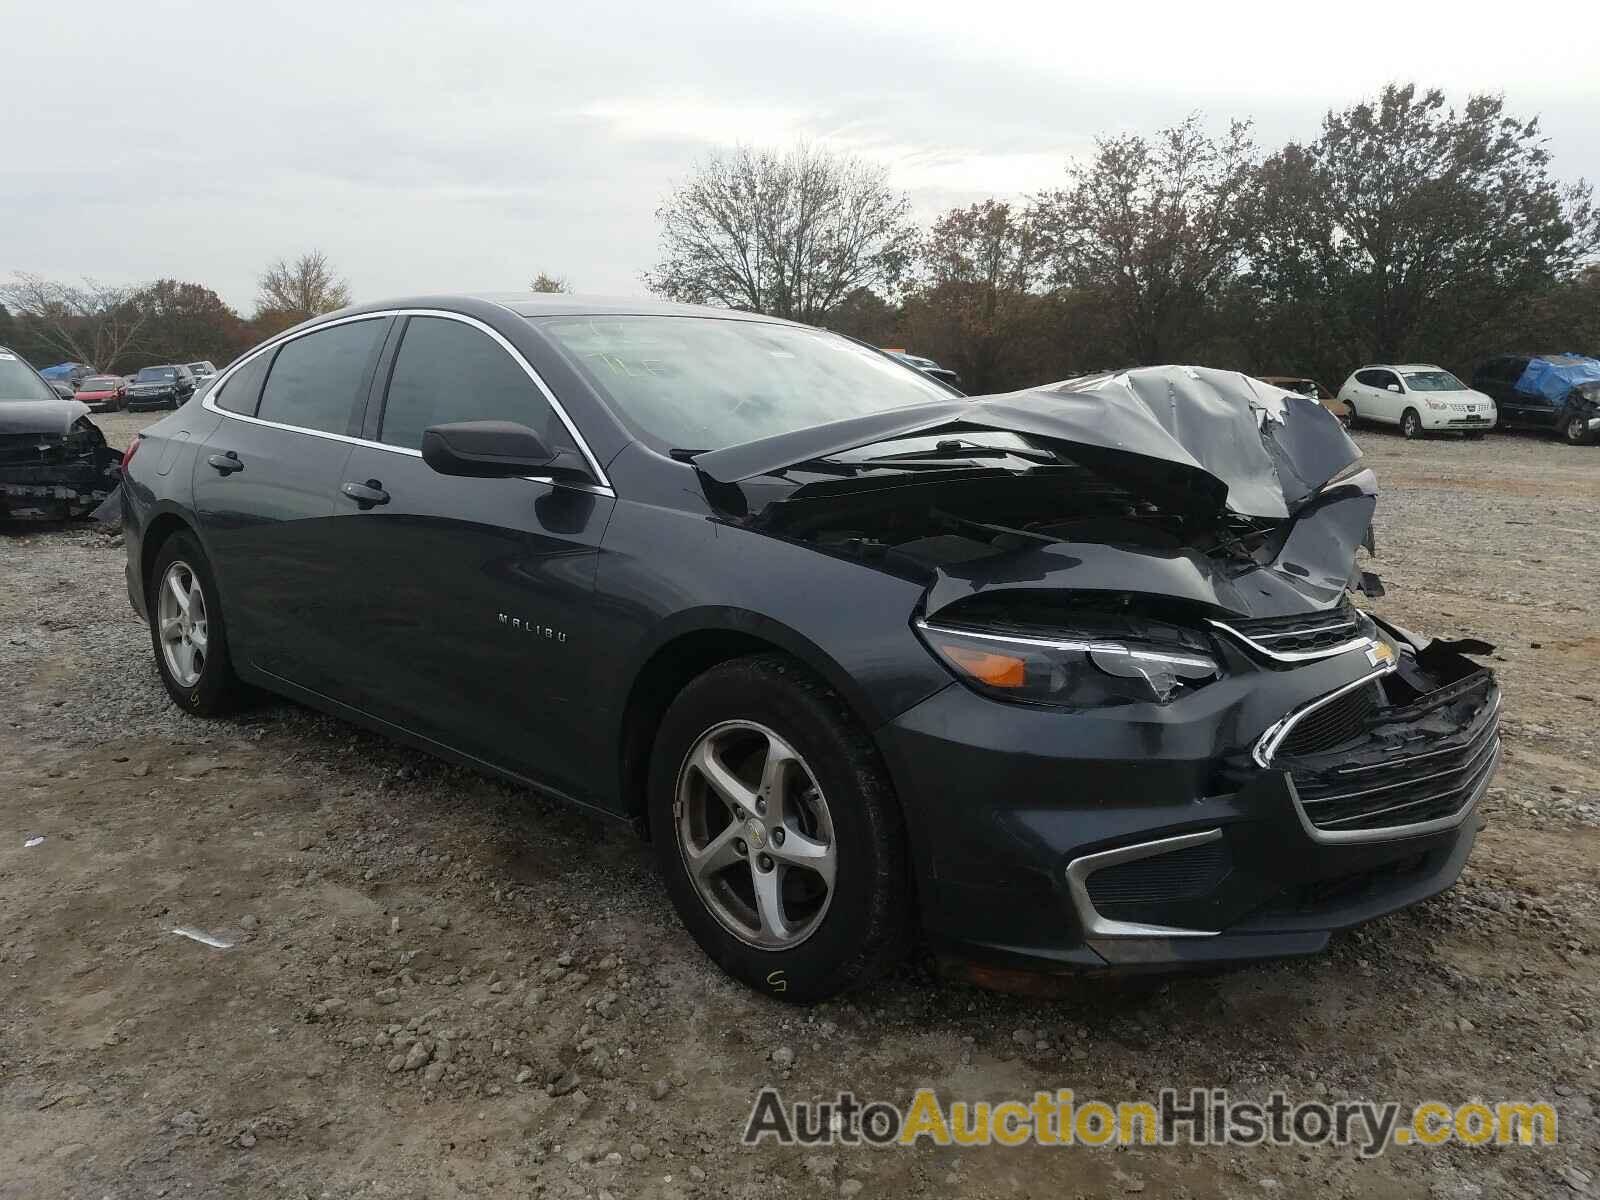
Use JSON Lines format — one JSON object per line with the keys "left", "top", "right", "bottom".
{"left": 939, "top": 643, "right": 1027, "bottom": 688}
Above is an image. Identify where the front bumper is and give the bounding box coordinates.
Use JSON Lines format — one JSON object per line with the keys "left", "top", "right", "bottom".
{"left": 1421, "top": 407, "right": 1494, "bottom": 430}
{"left": 126, "top": 390, "right": 176, "bottom": 410}
{"left": 878, "top": 637, "right": 1499, "bottom": 975}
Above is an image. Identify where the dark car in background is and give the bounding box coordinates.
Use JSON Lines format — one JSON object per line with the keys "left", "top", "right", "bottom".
{"left": 126, "top": 364, "right": 196, "bottom": 411}
{"left": 119, "top": 295, "right": 1500, "bottom": 1001}
{"left": 74, "top": 374, "right": 128, "bottom": 412}
{"left": 884, "top": 349, "right": 963, "bottom": 392}
{"left": 1472, "top": 353, "right": 1600, "bottom": 444}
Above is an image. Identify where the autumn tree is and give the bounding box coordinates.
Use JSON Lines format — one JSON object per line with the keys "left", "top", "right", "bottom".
{"left": 0, "top": 273, "right": 147, "bottom": 370}
{"left": 132, "top": 280, "right": 248, "bottom": 368}
{"left": 529, "top": 272, "right": 573, "bottom": 293}
{"left": 646, "top": 144, "right": 917, "bottom": 323}
{"left": 255, "top": 251, "right": 351, "bottom": 324}
{"left": 898, "top": 200, "right": 1054, "bottom": 392}
{"left": 1034, "top": 115, "right": 1258, "bottom": 364}
{"left": 1249, "top": 85, "right": 1600, "bottom": 378}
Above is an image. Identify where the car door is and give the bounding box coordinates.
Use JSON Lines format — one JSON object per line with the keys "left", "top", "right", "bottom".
{"left": 1352, "top": 370, "right": 1393, "bottom": 423}
{"left": 321, "top": 312, "right": 616, "bottom": 804}
{"left": 1483, "top": 357, "right": 1526, "bottom": 426}
{"left": 192, "top": 316, "right": 391, "bottom": 696}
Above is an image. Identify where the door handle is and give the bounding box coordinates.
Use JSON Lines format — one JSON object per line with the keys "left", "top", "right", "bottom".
{"left": 206, "top": 451, "right": 243, "bottom": 475}
{"left": 341, "top": 479, "right": 390, "bottom": 506}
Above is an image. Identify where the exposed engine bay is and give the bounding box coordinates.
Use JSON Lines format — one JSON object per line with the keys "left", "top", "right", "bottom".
{"left": 0, "top": 401, "right": 123, "bottom": 521}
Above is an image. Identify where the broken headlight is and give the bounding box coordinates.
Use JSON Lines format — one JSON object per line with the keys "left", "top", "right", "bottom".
{"left": 914, "top": 621, "right": 1219, "bottom": 707}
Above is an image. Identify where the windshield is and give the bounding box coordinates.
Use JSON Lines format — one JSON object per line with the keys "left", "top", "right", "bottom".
{"left": 0, "top": 350, "right": 57, "bottom": 401}
{"left": 535, "top": 315, "right": 951, "bottom": 452}
{"left": 80, "top": 376, "right": 121, "bottom": 390}
{"left": 1402, "top": 370, "right": 1466, "bottom": 392}
{"left": 136, "top": 367, "right": 177, "bottom": 382}
{"left": 187, "top": 362, "right": 214, "bottom": 373}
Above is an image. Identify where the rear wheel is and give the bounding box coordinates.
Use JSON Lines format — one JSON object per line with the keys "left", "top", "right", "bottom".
{"left": 648, "top": 655, "right": 913, "bottom": 1002}
{"left": 1344, "top": 400, "right": 1360, "bottom": 429}
{"left": 1401, "top": 408, "right": 1423, "bottom": 439}
{"left": 148, "top": 532, "right": 249, "bottom": 715}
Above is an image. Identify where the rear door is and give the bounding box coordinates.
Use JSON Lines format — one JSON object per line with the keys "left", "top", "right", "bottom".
{"left": 1353, "top": 369, "right": 1397, "bottom": 423}
{"left": 322, "top": 312, "right": 616, "bottom": 803}
{"left": 192, "top": 316, "right": 391, "bottom": 696}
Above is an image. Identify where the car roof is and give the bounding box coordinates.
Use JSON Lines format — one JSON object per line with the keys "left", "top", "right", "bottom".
{"left": 330, "top": 291, "right": 803, "bottom": 326}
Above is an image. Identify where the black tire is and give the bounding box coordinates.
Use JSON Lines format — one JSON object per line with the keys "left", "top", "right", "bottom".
{"left": 1343, "top": 400, "right": 1359, "bottom": 429}
{"left": 647, "top": 654, "right": 913, "bottom": 1003}
{"left": 1401, "top": 408, "right": 1423, "bottom": 439}
{"left": 147, "top": 530, "right": 249, "bottom": 715}
{"left": 1563, "top": 413, "right": 1591, "bottom": 445}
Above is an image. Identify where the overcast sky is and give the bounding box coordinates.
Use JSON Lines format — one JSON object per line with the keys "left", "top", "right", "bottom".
{"left": 6, "top": 0, "right": 1597, "bottom": 313}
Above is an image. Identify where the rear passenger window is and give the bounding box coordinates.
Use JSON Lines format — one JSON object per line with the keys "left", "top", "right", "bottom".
{"left": 379, "top": 316, "right": 575, "bottom": 454}
{"left": 257, "top": 319, "right": 386, "bottom": 435}
{"left": 1355, "top": 370, "right": 1387, "bottom": 387}
{"left": 213, "top": 350, "right": 273, "bottom": 415}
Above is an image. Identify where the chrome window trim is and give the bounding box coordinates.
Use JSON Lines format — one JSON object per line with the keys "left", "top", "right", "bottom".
{"left": 1063, "top": 829, "right": 1223, "bottom": 939}
{"left": 201, "top": 308, "right": 615, "bottom": 498}
{"left": 1251, "top": 662, "right": 1396, "bottom": 768}
{"left": 1287, "top": 740, "right": 1499, "bottom": 846}
{"left": 1207, "top": 617, "right": 1373, "bottom": 664}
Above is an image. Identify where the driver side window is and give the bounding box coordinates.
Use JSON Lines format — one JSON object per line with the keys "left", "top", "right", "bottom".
{"left": 379, "top": 316, "right": 575, "bottom": 454}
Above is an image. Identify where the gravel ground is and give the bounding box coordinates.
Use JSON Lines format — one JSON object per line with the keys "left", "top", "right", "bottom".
{"left": 2, "top": 416, "right": 1598, "bottom": 1199}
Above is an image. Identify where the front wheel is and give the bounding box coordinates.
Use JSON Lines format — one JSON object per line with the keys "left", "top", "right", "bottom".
{"left": 1401, "top": 408, "right": 1424, "bottom": 439}
{"left": 648, "top": 655, "right": 913, "bottom": 1002}
{"left": 1564, "top": 413, "right": 1592, "bottom": 445}
{"left": 148, "top": 531, "right": 249, "bottom": 715}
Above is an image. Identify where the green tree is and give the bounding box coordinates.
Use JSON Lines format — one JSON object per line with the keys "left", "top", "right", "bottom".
{"left": 1034, "top": 114, "right": 1258, "bottom": 364}
{"left": 131, "top": 280, "right": 247, "bottom": 370}
{"left": 529, "top": 272, "right": 573, "bottom": 293}
{"left": 1249, "top": 84, "right": 1600, "bottom": 376}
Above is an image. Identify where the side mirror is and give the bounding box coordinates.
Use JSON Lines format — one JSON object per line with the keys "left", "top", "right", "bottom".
{"left": 1386, "top": 383, "right": 1401, "bottom": 393}
{"left": 421, "top": 420, "right": 588, "bottom": 481}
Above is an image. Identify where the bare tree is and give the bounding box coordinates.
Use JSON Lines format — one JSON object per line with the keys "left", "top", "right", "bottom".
{"left": 0, "top": 272, "right": 147, "bottom": 369}
{"left": 529, "top": 272, "right": 573, "bottom": 293}
{"left": 255, "top": 251, "right": 351, "bottom": 322}
{"left": 1034, "top": 115, "right": 1258, "bottom": 364}
{"left": 646, "top": 144, "right": 917, "bottom": 323}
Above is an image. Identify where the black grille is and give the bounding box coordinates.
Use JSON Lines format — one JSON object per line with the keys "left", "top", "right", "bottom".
{"left": 1086, "top": 841, "right": 1232, "bottom": 908}
{"left": 1283, "top": 680, "right": 1499, "bottom": 834}
{"left": 1218, "top": 606, "right": 1365, "bottom": 658}
{"left": 1276, "top": 683, "right": 1381, "bottom": 756}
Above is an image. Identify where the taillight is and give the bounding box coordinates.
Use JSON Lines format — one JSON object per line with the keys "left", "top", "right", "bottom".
{"left": 121, "top": 436, "right": 143, "bottom": 472}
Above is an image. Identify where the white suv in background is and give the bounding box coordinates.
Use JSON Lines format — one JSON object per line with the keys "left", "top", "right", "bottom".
{"left": 1336, "top": 364, "right": 1497, "bottom": 439}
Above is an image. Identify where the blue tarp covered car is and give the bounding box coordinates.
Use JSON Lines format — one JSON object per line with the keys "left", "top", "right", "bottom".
{"left": 1515, "top": 354, "right": 1600, "bottom": 403}
{"left": 1471, "top": 353, "right": 1600, "bottom": 444}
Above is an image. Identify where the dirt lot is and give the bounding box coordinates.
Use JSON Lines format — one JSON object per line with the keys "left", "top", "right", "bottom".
{"left": 3, "top": 416, "right": 1598, "bottom": 1199}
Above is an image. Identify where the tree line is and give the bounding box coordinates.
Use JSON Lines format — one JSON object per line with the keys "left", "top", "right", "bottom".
{"left": 650, "top": 83, "right": 1600, "bottom": 394}
{"left": 0, "top": 252, "right": 351, "bottom": 374}
{"left": 6, "top": 83, "right": 1595, "bottom": 394}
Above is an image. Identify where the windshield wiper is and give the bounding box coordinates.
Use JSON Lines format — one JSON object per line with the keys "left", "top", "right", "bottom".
{"left": 851, "top": 440, "right": 1059, "bottom": 467}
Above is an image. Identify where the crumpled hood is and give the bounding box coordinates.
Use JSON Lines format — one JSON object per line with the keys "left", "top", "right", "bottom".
{"left": 0, "top": 399, "right": 91, "bottom": 436}
{"left": 694, "top": 366, "right": 1360, "bottom": 521}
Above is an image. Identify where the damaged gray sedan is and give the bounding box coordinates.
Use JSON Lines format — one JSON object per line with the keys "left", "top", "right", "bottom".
{"left": 119, "top": 296, "right": 1501, "bottom": 1000}
{"left": 1, "top": 346, "right": 123, "bottom": 521}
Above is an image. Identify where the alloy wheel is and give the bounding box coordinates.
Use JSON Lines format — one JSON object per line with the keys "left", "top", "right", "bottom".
{"left": 1566, "top": 415, "right": 1587, "bottom": 444}
{"left": 1402, "top": 411, "right": 1421, "bottom": 439}
{"left": 157, "top": 560, "right": 209, "bottom": 687}
{"left": 674, "top": 720, "right": 837, "bottom": 950}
